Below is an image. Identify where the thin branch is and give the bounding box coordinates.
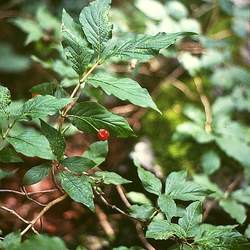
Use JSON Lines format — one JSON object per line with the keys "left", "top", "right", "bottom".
{"left": 193, "top": 76, "right": 212, "bottom": 133}
{"left": 203, "top": 175, "right": 242, "bottom": 220}
{"left": 0, "top": 205, "right": 29, "bottom": 224}
{"left": 115, "top": 186, "right": 156, "bottom": 250}
{"left": 156, "top": 67, "right": 196, "bottom": 101}
{"left": 0, "top": 188, "right": 58, "bottom": 196}
{"left": 116, "top": 185, "right": 131, "bottom": 208}
{"left": 95, "top": 205, "right": 115, "bottom": 239}
{"left": 21, "top": 187, "right": 47, "bottom": 207}
{"left": 20, "top": 194, "right": 67, "bottom": 236}
{"left": 59, "top": 60, "right": 100, "bottom": 129}
{"left": 95, "top": 190, "right": 135, "bottom": 220}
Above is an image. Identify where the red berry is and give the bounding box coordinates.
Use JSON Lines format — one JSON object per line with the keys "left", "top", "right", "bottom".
{"left": 97, "top": 129, "right": 110, "bottom": 141}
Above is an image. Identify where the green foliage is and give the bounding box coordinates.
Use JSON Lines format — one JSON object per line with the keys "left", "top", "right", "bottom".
{"left": 69, "top": 102, "right": 134, "bottom": 137}
{"left": 61, "top": 156, "right": 96, "bottom": 173}
{"left": 0, "top": 233, "right": 68, "bottom": 250}
{"left": 129, "top": 204, "right": 155, "bottom": 221}
{"left": 0, "top": 147, "right": 23, "bottom": 163}
{"left": 1, "top": 0, "right": 250, "bottom": 249}
{"left": 7, "top": 129, "right": 55, "bottom": 160}
{"left": 88, "top": 73, "right": 160, "bottom": 112}
{"left": 157, "top": 194, "right": 176, "bottom": 221}
{"left": 62, "top": 9, "right": 93, "bottom": 75}
{"left": 0, "top": 85, "right": 11, "bottom": 110}
{"left": 201, "top": 150, "right": 220, "bottom": 175}
{"left": 40, "top": 120, "right": 66, "bottom": 160}
{"left": 135, "top": 160, "right": 162, "bottom": 195}
{"left": 79, "top": 0, "right": 112, "bottom": 56}
{"left": 18, "top": 95, "right": 71, "bottom": 121}
{"left": 178, "top": 201, "right": 202, "bottom": 237}
{"left": 0, "top": 43, "right": 30, "bottom": 73}
{"left": 102, "top": 32, "right": 193, "bottom": 61}
{"left": 59, "top": 172, "right": 94, "bottom": 211}
{"left": 82, "top": 141, "right": 108, "bottom": 165}
{"left": 94, "top": 171, "right": 132, "bottom": 185}
{"left": 23, "top": 163, "right": 51, "bottom": 185}
{"left": 164, "top": 171, "right": 210, "bottom": 201}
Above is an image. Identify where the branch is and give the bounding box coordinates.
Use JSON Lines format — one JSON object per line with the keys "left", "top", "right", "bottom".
{"left": 193, "top": 77, "right": 212, "bottom": 133}
{"left": 58, "top": 60, "right": 100, "bottom": 129}
{"left": 95, "top": 205, "right": 115, "bottom": 239}
{"left": 0, "top": 188, "right": 58, "bottom": 196}
{"left": 95, "top": 189, "right": 137, "bottom": 221}
{"left": 0, "top": 205, "right": 29, "bottom": 224}
{"left": 115, "top": 185, "right": 156, "bottom": 250}
{"left": 20, "top": 194, "right": 67, "bottom": 236}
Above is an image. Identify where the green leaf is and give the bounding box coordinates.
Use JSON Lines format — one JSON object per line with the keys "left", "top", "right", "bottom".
{"left": 245, "top": 225, "right": 250, "bottom": 239}
{"left": 30, "top": 82, "right": 57, "bottom": 96}
{"left": 7, "top": 129, "right": 54, "bottom": 160}
{"left": 165, "top": 171, "right": 210, "bottom": 201}
{"left": 21, "top": 235, "right": 68, "bottom": 250}
{"left": 216, "top": 136, "right": 250, "bottom": 168}
{"left": 102, "top": 32, "right": 194, "bottom": 61}
{"left": 19, "top": 95, "right": 71, "bottom": 121}
{"left": 88, "top": 73, "right": 160, "bottom": 113}
{"left": 94, "top": 171, "right": 132, "bottom": 185}
{"left": 61, "top": 156, "right": 96, "bottom": 173}
{"left": 178, "top": 201, "right": 202, "bottom": 237}
{"left": 0, "top": 43, "right": 30, "bottom": 73}
{"left": 135, "top": 160, "right": 162, "bottom": 195}
{"left": 201, "top": 150, "right": 221, "bottom": 175}
{"left": 82, "top": 141, "right": 108, "bottom": 165}
{"left": 127, "top": 192, "right": 152, "bottom": 205}
{"left": 211, "top": 66, "right": 250, "bottom": 90}
{"left": 0, "top": 232, "right": 21, "bottom": 250}
{"left": 195, "top": 224, "right": 250, "bottom": 250}
{"left": 62, "top": 9, "right": 93, "bottom": 75}
{"left": 69, "top": 101, "right": 134, "bottom": 137}
{"left": 0, "top": 168, "right": 13, "bottom": 181}
{"left": 13, "top": 18, "right": 43, "bottom": 45}
{"left": 23, "top": 163, "right": 51, "bottom": 185}
{"left": 0, "top": 147, "right": 23, "bottom": 163}
{"left": 193, "top": 174, "right": 223, "bottom": 199}
{"left": 0, "top": 85, "right": 11, "bottom": 110}
{"left": 40, "top": 120, "right": 66, "bottom": 160}
{"left": 129, "top": 204, "right": 155, "bottom": 221}
{"left": 183, "top": 105, "right": 205, "bottom": 125}
{"left": 158, "top": 194, "right": 176, "bottom": 221}
{"left": 79, "top": 0, "right": 112, "bottom": 55}
{"left": 36, "top": 6, "right": 60, "bottom": 33}
{"left": 146, "top": 220, "right": 186, "bottom": 240}
{"left": 59, "top": 172, "right": 94, "bottom": 211}
{"left": 219, "top": 199, "right": 247, "bottom": 224}
{"left": 176, "top": 122, "right": 214, "bottom": 144}
{"left": 232, "top": 187, "right": 250, "bottom": 205}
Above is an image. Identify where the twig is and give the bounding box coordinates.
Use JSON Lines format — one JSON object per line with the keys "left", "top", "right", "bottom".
{"left": 20, "top": 194, "right": 67, "bottom": 236}
{"left": 0, "top": 205, "right": 29, "bottom": 224}
{"left": 59, "top": 61, "right": 100, "bottom": 129}
{"left": 203, "top": 175, "right": 242, "bottom": 220}
{"left": 225, "top": 175, "right": 242, "bottom": 197}
{"left": 168, "top": 79, "right": 197, "bottom": 101}
{"left": 115, "top": 186, "right": 156, "bottom": 250}
{"left": 111, "top": 104, "right": 137, "bottom": 115}
{"left": 95, "top": 190, "right": 135, "bottom": 220}
{"left": 116, "top": 185, "right": 131, "bottom": 208}
{"left": 0, "top": 188, "right": 58, "bottom": 196}
{"left": 193, "top": 77, "right": 212, "bottom": 133}
{"left": 21, "top": 187, "right": 47, "bottom": 207}
{"left": 95, "top": 205, "right": 115, "bottom": 239}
